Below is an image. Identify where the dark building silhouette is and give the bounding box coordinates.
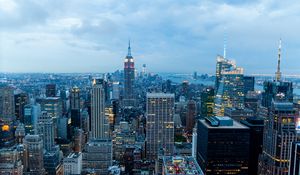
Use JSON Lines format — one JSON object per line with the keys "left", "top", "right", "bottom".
{"left": 186, "top": 100, "right": 196, "bottom": 134}
{"left": 243, "top": 76, "right": 255, "bottom": 95}
{"left": 197, "top": 116, "right": 249, "bottom": 175}
{"left": 46, "top": 84, "right": 56, "bottom": 97}
{"left": 262, "top": 81, "right": 293, "bottom": 108}
{"left": 241, "top": 117, "right": 264, "bottom": 175}
{"left": 70, "top": 86, "right": 81, "bottom": 128}
{"left": 14, "top": 92, "right": 29, "bottom": 122}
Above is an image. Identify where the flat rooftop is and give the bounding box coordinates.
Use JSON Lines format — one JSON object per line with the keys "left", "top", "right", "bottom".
{"left": 201, "top": 117, "right": 249, "bottom": 129}
{"left": 163, "top": 156, "right": 204, "bottom": 175}
{"left": 147, "top": 93, "right": 174, "bottom": 98}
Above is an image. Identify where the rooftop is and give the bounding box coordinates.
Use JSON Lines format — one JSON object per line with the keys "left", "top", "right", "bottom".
{"left": 67, "top": 152, "right": 82, "bottom": 159}
{"left": 163, "top": 156, "right": 204, "bottom": 175}
{"left": 202, "top": 116, "right": 249, "bottom": 129}
{"left": 147, "top": 93, "right": 175, "bottom": 98}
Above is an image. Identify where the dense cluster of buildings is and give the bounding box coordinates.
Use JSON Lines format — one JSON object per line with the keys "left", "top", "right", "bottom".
{"left": 0, "top": 39, "right": 300, "bottom": 175}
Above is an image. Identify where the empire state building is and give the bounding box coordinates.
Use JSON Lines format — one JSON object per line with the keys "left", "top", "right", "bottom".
{"left": 123, "top": 41, "right": 135, "bottom": 108}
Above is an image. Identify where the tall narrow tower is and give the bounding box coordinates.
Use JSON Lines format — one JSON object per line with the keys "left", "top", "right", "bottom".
{"left": 90, "top": 78, "right": 109, "bottom": 139}
{"left": 123, "top": 41, "right": 135, "bottom": 108}
{"left": 275, "top": 39, "right": 282, "bottom": 81}
{"left": 146, "top": 93, "right": 175, "bottom": 160}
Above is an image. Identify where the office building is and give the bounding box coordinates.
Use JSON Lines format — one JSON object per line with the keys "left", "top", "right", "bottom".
{"left": 82, "top": 139, "right": 112, "bottom": 175}
{"left": 258, "top": 101, "right": 297, "bottom": 175}
{"left": 258, "top": 39, "right": 298, "bottom": 175}
{"left": 146, "top": 93, "right": 175, "bottom": 160}
{"left": 43, "top": 146, "right": 61, "bottom": 175}
{"left": 37, "top": 111, "right": 55, "bottom": 152}
{"left": 111, "top": 82, "right": 120, "bottom": 100}
{"left": 244, "top": 91, "right": 261, "bottom": 115}
{"left": 91, "top": 78, "right": 109, "bottom": 139}
{"left": 186, "top": 100, "right": 196, "bottom": 134}
{"left": 224, "top": 107, "right": 254, "bottom": 121}
{"left": 262, "top": 40, "right": 293, "bottom": 108}
{"left": 15, "top": 123, "right": 26, "bottom": 144}
{"left": 46, "top": 84, "right": 56, "bottom": 97}
{"left": 240, "top": 117, "right": 264, "bottom": 175}
{"left": 0, "top": 147, "right": 23, "bottom": 175}
{"left": 36, "top": 97, "right": 62, "bottom": 119}
{"left": 243, "top": 76, "right": 255, "bottom": 95}
{"left": 14, "top": 92, "right": 29, "bottom": 122}
{"left": 123, "top": 41, "right": 135, "bottom": 108}
{"left": 23, "top": 135, "right": 45, "bottom": 175}
{"left": 63, "top": 152, "right": 82, "bottom": 175}
{"left": 215, "top": 55, "right": 235, "bottom": 93}
{"left": 262, "top": 81, "right": 293, "bottom": 107}
{"left": 289, "top": 142, "right": 300, "bottom": 175}
{"left": 214, "top": 64, "right": 244, "bottom": 116}
{"left": 197, "top": 116, "right": 250, "bottom": 175}
{"left": 70, "top": 86, "right": 81, "bottom": 128}
{"left": 0, "top": 85, "right": 15, "bottom": 123}
{"left": 200, "top": 87, "right": 214, "bottom": 117}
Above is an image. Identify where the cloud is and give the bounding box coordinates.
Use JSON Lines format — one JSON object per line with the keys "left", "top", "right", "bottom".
{"left": 1, "top": 0, "right": 300, "bottom": 74}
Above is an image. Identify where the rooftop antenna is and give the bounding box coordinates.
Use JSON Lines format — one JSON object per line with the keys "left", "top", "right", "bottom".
{"left": 275, "top": 38, "right": 282, "bottom": 81}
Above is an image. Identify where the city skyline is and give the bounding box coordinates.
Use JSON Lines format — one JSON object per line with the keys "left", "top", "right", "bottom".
{"left": 1, "top": 0, "right": 300, "bottom": 74}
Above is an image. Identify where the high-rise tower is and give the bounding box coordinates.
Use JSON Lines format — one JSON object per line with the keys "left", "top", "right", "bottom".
{"left": 258, "top": 39, "right": 297, "bottom": 175}
{"left": 146, "top": 93, "right": 175, "bottom": 160}
{"left": 123, "top": 41, "right": 135, "bottom": 108}
{"left": 90, "top": 78, "right": 109, "bottom": 139}
{"left": 70, "top": 86, "right": 81, "bottom": 128}
{"left": 258, "top": 101, "right": 297, "bottom": 175}
{"left": 37, "top": 111, "right": 55, "bottom": 152}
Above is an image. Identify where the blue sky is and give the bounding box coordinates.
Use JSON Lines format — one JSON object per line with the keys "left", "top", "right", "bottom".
{"left": 1, "top": 0, "right": 300, "bottom": 74}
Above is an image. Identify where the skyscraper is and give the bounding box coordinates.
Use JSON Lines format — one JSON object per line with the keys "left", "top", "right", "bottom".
{"left": 258, "top": 39, "right": 298, "bottom": 175}
{"left": 200, "top": 87, "right": 214, "bottom": 117}
{"left": 215, "top": 55, "right": 235, "bottom": 93}
{"left": 289, "top": 142, "right": 300, "bottom": 175}
{"left": 240, "top": 117, "right": 264, "bottom": 175}
{"left": 70, "top": 86, "right": 81, "bottom": 128}
{"left": 90, "top": 78, "right": 109, "bottom": 139}
{"left": 258, "top": 101, "right": 297, "bottom": 175}
{"left": 146, "top": 93, "right": 175, "bottom": 160}
{"left": 214, "top": 65, "right": 245, "bottom": 116}
{"left": 243, "top": 76, "right": 255, "bottom": 95}
{"left": 82, "top": 139, "right": 112, "bottom": 175}
{"left": 0, "top": 85, "right": 15, "bottom": 123}
{"left": 197, "top": 116, "right": 250, "bottom": 175}
{"left": 46, "top": 84, "right": 56, "bottom": 97}
{"left": 14, "top": 92, "right": 29, "bottom": 122}
{"left": 24, "top": 135, "right": 45, "bottom": 175}
{"left": 262, "top": 39, "right": 293, "bottom": 108}
{"left": 36, "top": 97, "right": 63, "bottom": 119}
{"left": 186, "top": 100, "right": 196, "bottom": 134}
{"left": 37, "top": 111, "right": 55, "bottom": 152}
{"left": 123, "top": 41, "right": 135, "bottom": 108}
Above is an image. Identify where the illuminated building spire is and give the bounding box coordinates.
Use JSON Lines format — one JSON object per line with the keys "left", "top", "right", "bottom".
{"left": 275, "top": 39, "right": 282, "bottom": 81}
{"left": 127, "top": 40, "right": 132, "bottom": 57}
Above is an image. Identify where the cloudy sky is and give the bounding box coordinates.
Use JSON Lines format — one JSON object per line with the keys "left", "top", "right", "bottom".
{"left": 0, "top": 0, "right": 300, "bottom": 74}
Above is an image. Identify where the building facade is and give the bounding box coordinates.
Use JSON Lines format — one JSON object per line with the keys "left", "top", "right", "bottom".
{"left": 146, "top": 93, "right": 175, "bottom": 160}
{"left": 197, "top": 116, "right": 250, "bottom": 175}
